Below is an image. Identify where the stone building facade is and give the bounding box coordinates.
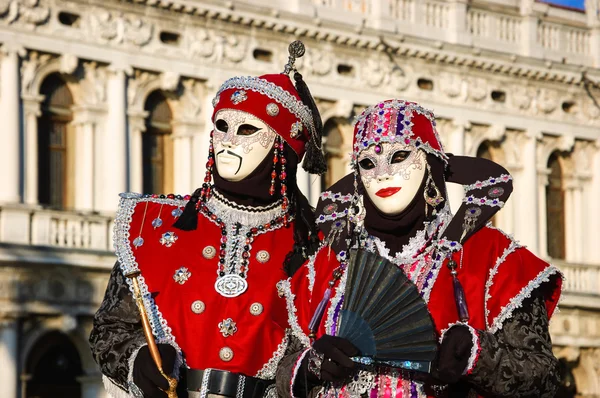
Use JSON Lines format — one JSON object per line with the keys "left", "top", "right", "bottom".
{"left": 0, "top": 0, "right": 599, "bottom": 397}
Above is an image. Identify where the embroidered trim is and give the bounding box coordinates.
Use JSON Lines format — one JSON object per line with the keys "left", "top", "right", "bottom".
{"left": 215, "top": 76, "right": 317, "bottom": 144}
{"left": 489, "top": 264, "right": 562, "bottom": 333}
{"left": 438, "top": 323, "right": 481, "bottom": 375}
{"left": 305, "top": 248, "right": 320, "bottom": 293}
{"left": 255, "top": 334, "right": 289, "bottom": 379}
{"left": 316, "top": 208, "right": 349, "bottom": 224}
{"left": 484, "top": 240, "right": 522, "bottom": 329}
{"left": 463, "top": 195, "right": 505, "bottom": 208}
{"left": 319, "top": 191, "right": 353, "bottom": 203}
{"left": 464, "top": 174, "right": 512, "bottom": 191}
{"left": 485, "top": 223, "right": 518, "bottom": 243}
{"left": 290, "top": 348, "right": 312, "bottom": 398}
{"left": 114, "top": 196, "right": 184, "bottom": 356}
{"left": 325, "top": 263, "right": 348, "bottom": 335}
{"left": 279, "top": 278, "right": 311, "bottom": 346}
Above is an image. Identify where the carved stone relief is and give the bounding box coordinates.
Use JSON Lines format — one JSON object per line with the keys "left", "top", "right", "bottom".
{"left": 86, "top": 8, "right": 153, "bottom": 47}
{"left": 0, "top": 0, "right": 50, "bottom": 28}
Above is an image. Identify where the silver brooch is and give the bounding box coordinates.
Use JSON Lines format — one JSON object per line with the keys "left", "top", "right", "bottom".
{"left": 323, "top": 203, "right": 338, "bottom": 215}
{"left": 219, "top": 347, "right": 234, "bottom": 362}
{"left": 212, "top": 95, "right": 220, "bottom": 107}
{"left": 160, "top": 231, "right": 178, "bottom": 247}
{"left": 290, "top": 121, "right": 303, "bottom": 139}
{"left": 276, "top": 280, "right": 286, "bottom": 298}
{"left": 191, "top": 300, "right": 205, "bottom": 314}
{"left": 256, "top": 250, "right": 270, "bottom": 264}
{"left": 487, "top": 187, "right": 504, "bottom": 198}
{"left": 203, "top": 246, "right": 217, "bottom": 260}
{"left": 218, "top": 318, "right": 238, "bottom": 337}
{"left": 173, "top": 267, "right": 191, "bottom": 284}
{"left": 231, "top": 90, "right": 247, "bottom": 105}
{"left": 266, "top": 103, "right": 280, "bottom": 116}
{"left": 250, "top": 303, "right": 263, "bottom": 316}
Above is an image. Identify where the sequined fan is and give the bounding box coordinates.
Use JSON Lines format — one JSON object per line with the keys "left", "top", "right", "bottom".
{"left": 337, "top": 249, "right": 438, "bottom": 373}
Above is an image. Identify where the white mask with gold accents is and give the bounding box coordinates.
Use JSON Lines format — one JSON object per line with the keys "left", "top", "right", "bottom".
{"left": 213, "top": 109, "right": 277, "bottom": 182}
{"left": 357, "top": 142, "right": 426, "bottom": 215}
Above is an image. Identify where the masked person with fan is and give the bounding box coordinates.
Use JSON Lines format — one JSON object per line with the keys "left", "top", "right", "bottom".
{"left": 276, "top": 99, "right": 562, "bottom": 398}
{"left": 89, "top": 41, "right": 329, "bottom": 398}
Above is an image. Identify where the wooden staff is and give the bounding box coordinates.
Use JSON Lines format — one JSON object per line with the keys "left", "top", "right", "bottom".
{"left": 126, "top": 271, "right": 178, "bottom": 398}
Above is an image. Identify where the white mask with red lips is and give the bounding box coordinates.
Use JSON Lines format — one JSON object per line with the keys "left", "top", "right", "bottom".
{"left": 357, "top": 142, "right": 426, "bottom": 215}
{"left": 212, "top": 109, "right": 277, "bottom": 182}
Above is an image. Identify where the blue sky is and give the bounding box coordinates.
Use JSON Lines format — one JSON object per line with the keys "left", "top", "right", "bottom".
{"left": 540, "top": 0, "right": 585, "bottom": 9}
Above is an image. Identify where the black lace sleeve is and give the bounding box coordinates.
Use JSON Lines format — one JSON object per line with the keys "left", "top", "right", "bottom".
{"left": 89, "top": 262, "right": 146, "bottom": 392}
{"left": 466, "top": 292, "right": 560, "bottom": 397}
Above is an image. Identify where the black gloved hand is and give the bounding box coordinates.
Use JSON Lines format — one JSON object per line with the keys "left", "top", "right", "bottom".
{"left": 133, "top": 344, "right": 177, "bottom": 398}
{"left": 431, "top": 324, "right": 473, "bottom": 384}
{"left": 305, "top": 335, "right": 360, "bottom": 383}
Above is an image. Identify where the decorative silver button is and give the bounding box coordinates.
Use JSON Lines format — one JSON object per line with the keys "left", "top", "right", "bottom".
{"left": 266, "top": 103, "right": 279, "bottom": 116}
{"left": 219, "top": 347, "right": 234, "bottom": 362}
{"left": 256, "top": 250, "right": 270, "bottom": 263}
{"left": 191, "top": 300, "right": 205, "bottom": 314}
{"left": 173, "top": 267, "right": 191, "bottom": 285}
{"left": 203, "top": 246, "right": 217, "bottom": 260}
{"left": 290, "top": 121, "right": 303, "bottom": 139}
{"left": 250, "top": 303, "right": 263, "bottom": 316}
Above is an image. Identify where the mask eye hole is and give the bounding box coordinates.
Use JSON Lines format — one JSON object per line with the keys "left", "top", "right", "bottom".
{"left": 215, "top": 119, "right": 228, "bottom": 132}
{"left": 358, "top": 158, "right": 376, "bottom": 170}
{"left": 237, "top": 124, "right": 260, "bottom": 136}
{"left": 391, "top": 150, "right": 411, "bottom": 164}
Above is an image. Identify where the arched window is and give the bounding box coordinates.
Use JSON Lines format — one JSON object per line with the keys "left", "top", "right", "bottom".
{"left": 546, "top": 152, "right": 566, "bottom": 259}
{"left": 24, "top": 331, "right": 83, "bottom": 398}
{"left": 38, "top": 73, "right": 74, "bottom": 209}
{"left": 322, "top": 119, "right": 346, "bottom": 190}
{"left": 143, "top": 91, "right": 173, "bottom": 194}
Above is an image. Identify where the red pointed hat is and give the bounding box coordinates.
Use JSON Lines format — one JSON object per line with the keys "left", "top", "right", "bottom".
{"left": 211, "top": 73, "right": 315, "bottom": 160}
{"left": 352, "top": 99, "right": 447, "bottom": 164}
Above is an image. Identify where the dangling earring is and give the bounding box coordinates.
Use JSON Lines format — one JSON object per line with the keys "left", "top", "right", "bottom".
{"left": 279, "top": 140, "right": 290, "bottom": 227}
{"left": 200, "top": 131, "right": 216, "bottom": 204}
{"left": 423, "top": 163, "right": 444, "bottom": 217}
{"left": 269, "top": 137, "right": 280, "bottom": 196}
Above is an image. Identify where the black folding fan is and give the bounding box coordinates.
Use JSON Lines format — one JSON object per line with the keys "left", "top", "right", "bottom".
{"left": 336, "top": 249, "right": 438, "bottom": 373}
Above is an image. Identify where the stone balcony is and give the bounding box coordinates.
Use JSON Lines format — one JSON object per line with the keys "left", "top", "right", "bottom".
{"left": 233, "top": 0, "right": 600, "bottom": 67}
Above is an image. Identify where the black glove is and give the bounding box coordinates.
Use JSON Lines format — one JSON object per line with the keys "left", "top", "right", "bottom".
{"left": 431, "top": 325, "right": 473, "bottom": 384}
{"left": 133, "top": 344, "right": 177, "bottom": 398}
{"left": 305, "top": 335, "right": 359, "bottom": 383}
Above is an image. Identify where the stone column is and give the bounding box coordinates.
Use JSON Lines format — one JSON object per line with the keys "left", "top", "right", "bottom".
{"left": 519, "top": 0, "right": 542, "bottom": 58}
{"left": 0, "top": 48, "right": 22, "bottom": 204}
{"left": 22, "top": 96, "right": 43, "bottom": 206}
{"left": 447, "top": 0, "right": 469, "bottom": 44}
{"left": 102, "top": 67, "right": 128, "bottom": 211}
{"left": 128, "top": 112, "right": 146, "bottom": 194}
{"left": 537, "top": 169, "right": 550, "bottom": 259}
{"left": 588, "top": 140, "right": 600, "bottom": 263}
{"left": 563, "top": 177, "right": 583, "bottom": 263}
{"left": 0, "top": 317, "right": 18, "bottom": 398}
{"left": 172, "top": 121, "right": 199, "bottom": 194}
{"left": 446, "top": 120, "right": 467, "bottom": 214}
{"left": 72, "top": 108, "right": 96, "bottom": 211}
{"left": 516, "top": 130, "right": 539, "bottom": 254}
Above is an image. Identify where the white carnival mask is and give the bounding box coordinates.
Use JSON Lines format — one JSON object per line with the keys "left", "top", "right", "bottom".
{"left": 357, "top": 142, "right": 426, "bottom": 215}
{"left": 213, "top": 109, "right": 277, "bottom": 181}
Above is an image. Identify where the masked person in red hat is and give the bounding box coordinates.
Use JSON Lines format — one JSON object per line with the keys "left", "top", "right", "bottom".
{"left": 89, "top": 41, "right": 327, "bottom": 398}
{"left": 277, "top": 99, "right": 562, "bottom": 397}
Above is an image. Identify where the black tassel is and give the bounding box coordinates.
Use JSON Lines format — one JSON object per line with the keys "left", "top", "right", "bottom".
{"left": 173, "top": 188, "right": 202, "bottom": 231}
{"left": 293, "top": 72, "right": 327, "bottom": 176}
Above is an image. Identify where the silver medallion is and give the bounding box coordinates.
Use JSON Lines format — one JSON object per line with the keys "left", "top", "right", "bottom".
{"left": 215, "top": 274, "right": 248, "bottom": 298}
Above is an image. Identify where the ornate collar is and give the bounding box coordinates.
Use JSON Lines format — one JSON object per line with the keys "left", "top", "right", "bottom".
{"left": 205, "top": 189, "right": 286, "bottom": 227}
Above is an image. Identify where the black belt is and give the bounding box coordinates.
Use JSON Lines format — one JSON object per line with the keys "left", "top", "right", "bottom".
{"left": 186, "top": 368, "right": 275, "bottom": 398}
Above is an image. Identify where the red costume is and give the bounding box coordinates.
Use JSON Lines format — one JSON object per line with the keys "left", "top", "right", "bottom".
{"left": 90, "top": 41, "right": 327, "bottom": 398}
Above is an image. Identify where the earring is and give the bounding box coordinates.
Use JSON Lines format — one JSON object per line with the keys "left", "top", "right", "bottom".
{"left": 279, "top": 140, "right": 290, "bottom": 226}
{"left": 269, "top": 137, "right": 280, "bottom": 196}
{"left": 200, "top": 131, "right": 215, "bottom": 204}
{"left": 423, "top": 163, "right": 444, "bottom": 217}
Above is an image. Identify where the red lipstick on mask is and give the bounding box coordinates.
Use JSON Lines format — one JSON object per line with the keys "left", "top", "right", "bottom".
{"left": 376, "top": 187, "right": 401, "bottom": 198}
